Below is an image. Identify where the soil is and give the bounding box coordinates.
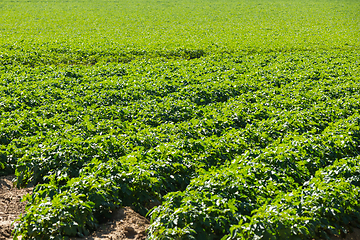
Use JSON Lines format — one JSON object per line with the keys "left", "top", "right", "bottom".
{"left": 70, "top": 207, "right": 149, "bottom": 240}
{"left": 0, "top": 175, "right": 32, "bottom": 240}
{"left": 1, "top": 174, "right": 360, "bottom": 240}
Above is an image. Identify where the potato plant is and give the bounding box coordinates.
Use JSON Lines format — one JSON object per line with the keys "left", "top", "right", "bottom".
{"left": 0, "top": 0, "right": 359, "bottom": 239}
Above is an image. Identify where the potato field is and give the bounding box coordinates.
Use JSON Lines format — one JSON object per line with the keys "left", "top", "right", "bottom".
{"left": 0, "top": 0, "right": 360, "bottom": 239}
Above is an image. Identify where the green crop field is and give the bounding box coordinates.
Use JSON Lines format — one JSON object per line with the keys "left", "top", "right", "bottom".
{"left": 1, "top": 0, "right": 360, "bottom": 239}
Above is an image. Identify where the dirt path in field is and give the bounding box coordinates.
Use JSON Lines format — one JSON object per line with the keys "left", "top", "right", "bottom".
{"left": 70, "top": 207, "right": 149, "bottom": 240}
{"left": 1, "top": 174, "right": 360, "bottom": 240}
{"left": 0, "top": 175, "right": 32, "bottom": 240}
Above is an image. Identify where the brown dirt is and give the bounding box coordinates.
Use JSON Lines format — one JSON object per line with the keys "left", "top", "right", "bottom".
{"left": 1, "top": 174, "right": 360, "bottom": 240}
{"left": 71, "top": 207, "right": 149, "bottom": 240}
{"left": 0, "top": 175, "right": 32, "bottom": 240}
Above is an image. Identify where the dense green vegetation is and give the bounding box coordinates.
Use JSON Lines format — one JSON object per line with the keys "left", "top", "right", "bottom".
{"left": 0, "top": 0, "right": 360, "bottom": 239}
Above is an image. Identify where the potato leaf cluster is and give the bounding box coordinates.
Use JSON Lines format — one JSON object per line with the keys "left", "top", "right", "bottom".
{"left": 1, "top": 0, "right": 360, "bottom": 239}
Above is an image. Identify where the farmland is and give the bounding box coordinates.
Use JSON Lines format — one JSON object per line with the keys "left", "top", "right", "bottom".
{"left": 1, "top": 0, "right": 360, "bottom": 239}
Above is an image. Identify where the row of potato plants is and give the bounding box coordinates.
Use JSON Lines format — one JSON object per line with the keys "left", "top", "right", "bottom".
{"left": 1, "top": 51, "right": 360, "bottom": 239}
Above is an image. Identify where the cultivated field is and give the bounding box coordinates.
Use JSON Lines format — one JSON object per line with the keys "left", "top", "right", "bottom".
{"left": 1, "top": 0, "right": 360, "bottom": 239}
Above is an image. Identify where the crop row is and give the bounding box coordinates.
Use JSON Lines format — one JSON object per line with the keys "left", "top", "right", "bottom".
{"left": 1, "top": 51, "right": 360, "bottom": 239}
